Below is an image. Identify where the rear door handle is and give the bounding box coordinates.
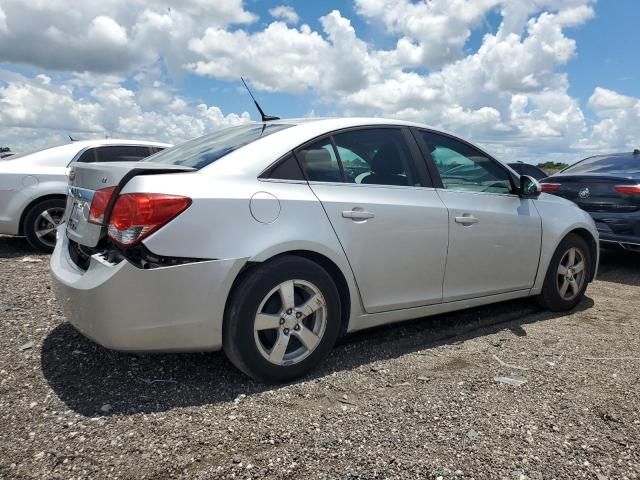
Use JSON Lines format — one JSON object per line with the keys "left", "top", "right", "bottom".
{"left": 455, "top": 215, "right": 478, "bottom": 225}
{"left": 342, "top": 210, "right": 375, "bottom": 220}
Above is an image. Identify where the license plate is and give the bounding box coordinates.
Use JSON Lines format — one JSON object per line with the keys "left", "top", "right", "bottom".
{"left": 67, "top": 201, "right": 83, "bottom": 232}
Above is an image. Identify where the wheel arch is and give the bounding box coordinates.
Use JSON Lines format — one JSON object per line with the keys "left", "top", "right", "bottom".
{"left": 18, "top": 194, "right": 67, "bottom": 235}
{"left": 225, "top": 250, "right": 353, "bottom": 337}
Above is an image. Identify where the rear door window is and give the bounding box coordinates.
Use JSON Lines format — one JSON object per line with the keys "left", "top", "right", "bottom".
{"left": 333, "top": 128, "right": 420, "bottom": 186}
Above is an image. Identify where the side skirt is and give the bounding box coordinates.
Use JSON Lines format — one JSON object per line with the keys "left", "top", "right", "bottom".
{"left": 347, "top": 289, "right": 532, "bottom": 333}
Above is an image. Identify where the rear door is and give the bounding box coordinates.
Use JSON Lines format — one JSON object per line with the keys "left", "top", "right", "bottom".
{"left": 413, "top": 129, "right": 542, "bottom": 302}
{"left": 295, "top": 127, "right": 449, "bottom": 314}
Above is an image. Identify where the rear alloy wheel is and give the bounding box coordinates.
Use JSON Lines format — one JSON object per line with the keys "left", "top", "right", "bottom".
{"left": 537, "top": 233, "right": 591, "bottom": 311}
{"left": 223, "top": 256, "right": 341, "bottom": 383}
{"left": 24, "top": 199, "right": 66, "bottom": 253}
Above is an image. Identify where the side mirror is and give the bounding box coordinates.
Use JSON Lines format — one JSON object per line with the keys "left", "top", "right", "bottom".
{"left": 519, "top": 175, "right": 541, "bottom": 198}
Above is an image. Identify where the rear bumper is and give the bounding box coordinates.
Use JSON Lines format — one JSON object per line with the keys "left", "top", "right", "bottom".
{"left": 50, "top": 232, "right": 246, "bottom": 352}
{"left": 589, "top": 211, "right": 640, "bottom": 246}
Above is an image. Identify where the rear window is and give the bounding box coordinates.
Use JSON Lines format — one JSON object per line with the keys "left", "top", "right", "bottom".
{"left": 563, "top": 153, "right": 640, "bottom": 175}
{"left": 146, "top": 123, "right": 292, "bottom": 169}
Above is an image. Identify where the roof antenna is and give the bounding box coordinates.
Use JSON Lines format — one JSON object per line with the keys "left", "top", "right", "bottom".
{"left": 241, "top": 77, "right": 280, "bottom": 122}
{"left": 68, "top": 135, "right": 77, "bottom": 142}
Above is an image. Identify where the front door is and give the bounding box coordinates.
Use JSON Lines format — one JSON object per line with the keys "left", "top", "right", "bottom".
{"left": 296, "top": 127, "right": 449, "bottom": 313}
{"left": 414, "top": 129, "right": 542, "bottom": 302}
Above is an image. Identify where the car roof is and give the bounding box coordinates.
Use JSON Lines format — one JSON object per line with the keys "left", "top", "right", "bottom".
{"left": 269, "top": 116, "right": 443, "bottom": 132}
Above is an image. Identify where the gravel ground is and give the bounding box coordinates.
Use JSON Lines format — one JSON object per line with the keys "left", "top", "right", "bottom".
{"left": 1, "top": 235, "right": 639, "bottom": 480}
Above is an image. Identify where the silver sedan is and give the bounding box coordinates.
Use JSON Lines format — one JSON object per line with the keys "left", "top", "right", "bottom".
{"left": 51, "top": 118, "right": 598, "bottom": 382}
{"left": 0, "top": 140, "right": 170, "bottom": 252}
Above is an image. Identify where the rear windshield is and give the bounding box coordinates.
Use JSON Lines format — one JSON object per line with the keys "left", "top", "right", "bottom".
{"left": 563, "top": 153, "right": 640, "bottom": 175}
{"left": 145, "top": 123, "right": 292, "bottom": 169}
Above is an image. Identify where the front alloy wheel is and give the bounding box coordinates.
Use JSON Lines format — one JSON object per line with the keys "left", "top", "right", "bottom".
{"left": 223, "top": 256, "right": 341, "bottom": 383}
{"left": 538, "top": 233, "right": 591, "bottom": 312}
{"left": 556, "top": 247, "right": 586, "bottom": 301}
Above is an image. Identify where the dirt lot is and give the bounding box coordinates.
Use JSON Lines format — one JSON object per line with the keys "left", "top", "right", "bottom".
{"left": 0, "top": 236, "right": 639, "bottom": 480}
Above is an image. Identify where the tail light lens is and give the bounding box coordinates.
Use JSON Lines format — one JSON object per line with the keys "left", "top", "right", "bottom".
{"left": 614, "top": 185, "right": 640, "bottom": 195}
{"left": 107, "top": 193, "right": 191, "bottom": 247}
{"left": 88, "top": 186, "right": 117, "bottom": 224}
{"left": 540, "top": 183, "right": 561, "bottom": 192}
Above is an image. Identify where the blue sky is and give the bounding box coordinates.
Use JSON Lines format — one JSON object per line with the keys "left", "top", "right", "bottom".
{"left": 567, "top": 1, "right": 640, "bottom": 98}
{"left": 0, "top": 0, "right": 639, "bottom": 163}
{"left": 190, "top": 0, "right": 640, "bottom": 122}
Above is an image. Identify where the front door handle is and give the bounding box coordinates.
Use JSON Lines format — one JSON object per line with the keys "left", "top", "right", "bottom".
{"left": 342, "top": 209, "right": 375, "bottom": 220}
{"left": 455, "top": 214, "right": 479, "bottom": 225}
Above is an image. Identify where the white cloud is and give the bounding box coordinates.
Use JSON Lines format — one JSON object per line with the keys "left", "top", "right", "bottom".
{"left": 0, "top": 0, "right": 635, "bottom": 164}
{"left": 189, "top": 10, "right": 372, "bottom": 95}
{"left": 0, "top": 0, "right": 256, "bottom": 74}
{"left": 587, "top": 87, "right": 640, "bottom": 150}
{"left": 88, "top": 16, "right": 129, "bottom": 47}
{"left": 269, "top": 5, "right": 300, "bottom": 25}
{"left": 0, "top": 73, "right": 250, "bottom": 151}
{"left": 355, "top": 0, "right": 502, "bottom": 68}
{"left": 588, "top": 87, "right": 638, "bottom": 111}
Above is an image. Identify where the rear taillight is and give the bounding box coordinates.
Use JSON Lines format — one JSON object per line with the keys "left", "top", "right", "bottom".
{"left": 88, "top": 186, "right": 117, "bottom": 225}
{"left": 614, "top": 185, "right": 640, "bottom": 195}
{"left": 107, "top": 193, "right": 191, "bottom": 247}
{"left": 540, "top": 183, "right": 561, "bottom": 192}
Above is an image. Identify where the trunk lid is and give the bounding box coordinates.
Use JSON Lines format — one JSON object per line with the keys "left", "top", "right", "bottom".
{"left": 65, "top": 162, "right": 194, "bottom": 247}
{"left": 543, "top": 174, "right": 640, "bottom": 213}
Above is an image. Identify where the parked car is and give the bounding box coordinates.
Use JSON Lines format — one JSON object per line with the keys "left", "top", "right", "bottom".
{"left": 508, "top": 161, "right": 548, "bottom": 180}
{"left": 540, "top": 150, "right": 640, "bottom": 252}
{"left": 51, "top": 118, "right": 599, "bottom": 383}
{"left": 0, "top": 139, "right": 171, "bottom": 252}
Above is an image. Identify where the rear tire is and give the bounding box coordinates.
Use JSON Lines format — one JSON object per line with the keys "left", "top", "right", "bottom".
{"left": 223, "top": 256, "right": 341, "bottom": 383}
{"left": 537, "top": 233, "right": 591, "bottom": 312}
{"left": 23, "top": 198, "right": 66, "bottom": 253}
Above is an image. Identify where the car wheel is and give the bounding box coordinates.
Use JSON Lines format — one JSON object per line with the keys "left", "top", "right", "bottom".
{"left": 23, "top": 198, "right": 66, "bottom": 253}
{"left": 537, "top": 233, "right": 591, "bottom": 312}
{"left": 223, "top": 255, "right": 341, "bottom": 383}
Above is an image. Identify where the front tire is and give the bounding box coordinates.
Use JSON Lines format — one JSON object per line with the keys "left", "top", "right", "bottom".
{"left": 223, "top": 256, "right": 341, "bottom": 383}
{"left": 537, "top": 233, "right": 591, "bottom": 311}
{"left": 23, "top": 198, "right": 66, "bottom": 253}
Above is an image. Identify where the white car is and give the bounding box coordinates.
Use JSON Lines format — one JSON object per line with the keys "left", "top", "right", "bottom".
{"left": 51, "top": 118, "right": 598, "bottom": 383}
{"left": 0, "top": 139, "right": 171, "bottom": 251}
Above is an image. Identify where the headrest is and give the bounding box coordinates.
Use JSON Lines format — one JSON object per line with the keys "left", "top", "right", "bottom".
{"left": 303, "top": 149, "right": 333, "bottom": 171}
{"left": 370, "top": 143, "right": 403, "bottom": 175}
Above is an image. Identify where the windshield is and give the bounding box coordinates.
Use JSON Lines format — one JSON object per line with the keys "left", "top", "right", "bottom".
{"left": 563, "top": 153, "right": 640, "bottom": 175}
{"left": 145, "top": 123, "right": 292, "bottom": 169}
